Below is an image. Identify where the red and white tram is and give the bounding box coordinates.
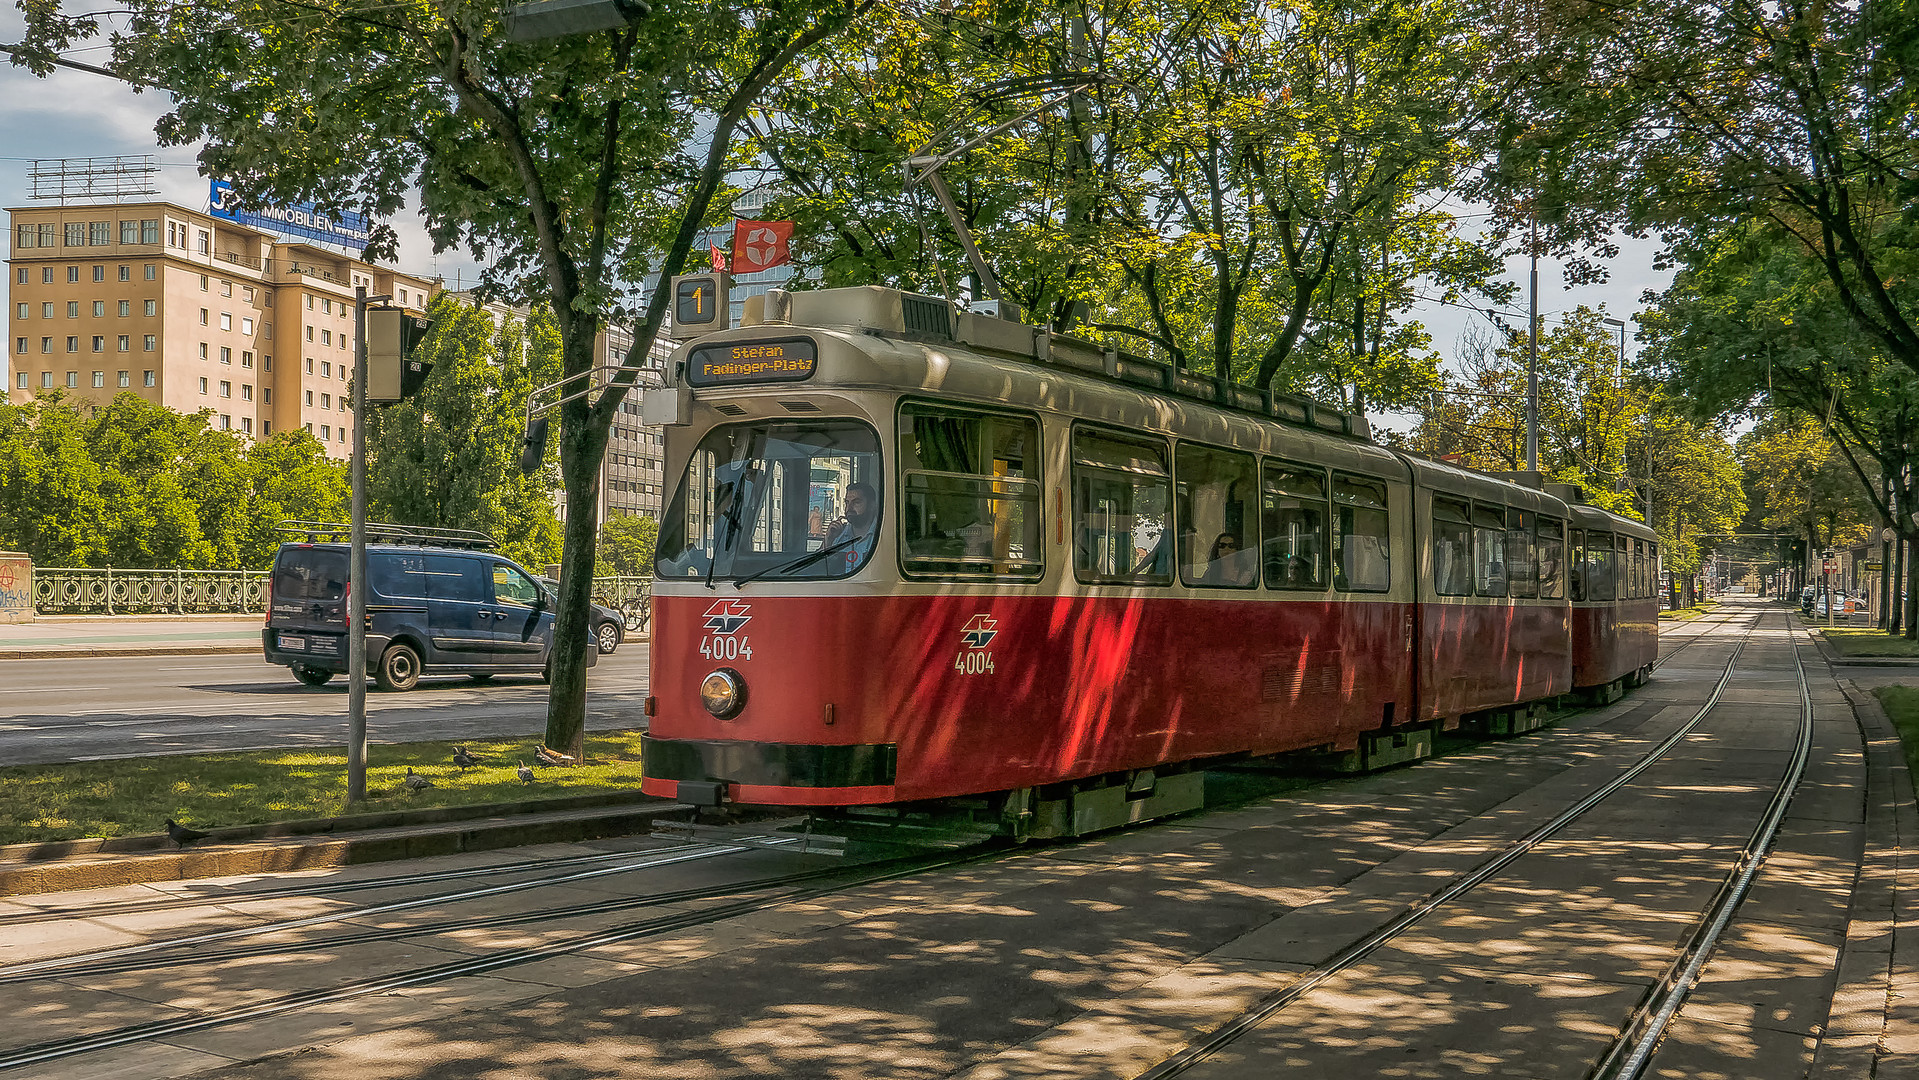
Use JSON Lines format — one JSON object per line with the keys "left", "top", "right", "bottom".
{"left": 638, "top": 285, "right": 1657, "bottom": 837}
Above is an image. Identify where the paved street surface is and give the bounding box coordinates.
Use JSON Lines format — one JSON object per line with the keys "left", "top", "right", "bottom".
{"left": 0, "top": 616, "right": 263, "bottom": 657}
{"left": 0, "top": 650, "right": 649, "bottom": 764}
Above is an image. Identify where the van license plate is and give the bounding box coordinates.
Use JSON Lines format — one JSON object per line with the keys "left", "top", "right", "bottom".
{"left": 279, "top": 634, "right": 307, "bottom": 651}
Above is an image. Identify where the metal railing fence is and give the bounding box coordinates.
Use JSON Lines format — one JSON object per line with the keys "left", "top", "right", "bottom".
{"left": 31, "top": 566, "right": 653, "bottom": 616}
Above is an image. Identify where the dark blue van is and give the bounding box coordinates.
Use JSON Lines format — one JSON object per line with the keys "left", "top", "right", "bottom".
{"left": 263, "top": 524, "right": 580, "bottom": 691}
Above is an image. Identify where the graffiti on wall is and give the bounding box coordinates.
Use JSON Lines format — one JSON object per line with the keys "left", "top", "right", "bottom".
{"left": 0, "top": 556, "right": 29, "bottom": 613}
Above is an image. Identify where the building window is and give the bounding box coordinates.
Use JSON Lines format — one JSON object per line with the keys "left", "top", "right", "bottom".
{"left": 119, "top": 221, "right": 138, "bottom": 246}
{"left": 263, "top": 420, "right": 271, "bottom": 435}
{"left": 321, "top": 424, "right": 330, "bottom": 440}
{"left": 43, "top": 267, "right": 54, "bottom": 283}
{"left": 241, "top": 384, "right": 252, "bottom": 401}
{"left": 37, "top": 224, "right": 54, "bottom": 247}
{"left": 116, "top": 335, "right": 128, "bottom": 352}
{"left": 65, "top": 222, "right": 84, "bottom": 246}
{"left": 66, "top": 266, "right": 79, "bottom": 283}
{"left": 305, "top": 325, "right": 313, "bottom": 341}
{"left": 66, "top": 371, "right": 78, "bottom": 388}
{"left": 220, "top": 347, "right": 231, "bottom": 364}
{"left": 93, "top": 301, "right": 105, "bottom": 317}
{"left": 92, "top": 371, "right": 104, "bottom": 388}
{"left": 241, "top": 350, "right": 253, "bottom": 368}
{"left": 219, "top": 414, "right": 230, "bottom": 430}
{"left": 14, "top": 339, "right": 24, "bottom": 356}
{"left": 263, "top": 354, "right": 272, "bottom": 372}
{"left": 15, "top": 268, "right": 26, "bottom": 285}
{"left": 243, "top": 286, "right": 254, "bottom": 303}
{"left": 15, "top": 303, "right": 25, "bottom": 320}
{"left": 42, "top": 303, "right": 53, "bottom": 319}
{"left": 143, "top": 264, "right": 155, "bottom": 280}
{"left": 90, "top": 223, "right": 108, "bottom": 246}
{"left": 321, "top": 392, "right": 331, "bottom": 409}
{"left": 339, "top": 427, "right": 345, "bottom": 442}
{"left": 219, "top": 381, "right": 231, "bottom": 397}
{"left": 241, "top": 317, "right": 254, "bottom": 335}
{"left": 305, "top": 390, "right": 313, "bottom": 406}
{"left": 117, "top": 371, "right": 129, "bottom": 387}
{"left": 14, "top": 224, "right": 33, "bottom": 249}
{"left": 117, "top": 265, "right": 129, "bottom": 282}
{"left": 198, "top": 275, "right": 208, "bottom": 291}
{"left": 220, "top": 313, "right": 231, "bottom": 331}
{"left": 241, "top": 416, "right": 252, "bottom": 434}
{"left": 144, "top": 300, "right": 156, "bottom": 317}
{"left": 321, "top": 360, "right": 331, "bottom": 377}
{"left": 323, "top": 298, "right": 333, "bottom": 315}
{"left": 306, "top": 294, "right": 314, "bottom": 310}
{"left": 200, "top": 308, "right": 209, "bottom": 325}
{"left": 263, "top": 388, "right": 271, "bottom": 404}
{"left": 143, "top": 335, "right": 155, "bottom": 352}
{"left": 220, "top": 281, "right": 231, "bottom": 297}
{"left": 199, "top": 343, "right": 209, "bottom": 360}
{"left": 41, "top": 372, "right": 52, "bottom": 388}
{"left": 67, "top": 301, "right": 79, "bottom": 318}
{"left": 14, "top": 372, "right": 24, "bottom": 389}
{"left": 117, "top": 300, "right": 129, "bottom": 317}
{"left": 199, "top": 377, "right": 208, "bottom": 394}
{"left": 66, "top": 336, "right": 78, "bottom": 353}
{"left": 305, "top": 357, "right": 313, "bottom": 373}
{"left": 92, "top": 264, "right": 104, "bottom": 280}
{"left": 321, "top": 329, "right": 331, "bottom": 345}
{"left": 41, "top": 337, "right": 52, "bottom": 354}
{"left": 197, "top": 230, "right": 210, "bottom": 254}
{"left": 143, "top": 370, "right": 155, "bottom": 386}
{"left": 141, "top": 220, "right": 158, "bottom": 244}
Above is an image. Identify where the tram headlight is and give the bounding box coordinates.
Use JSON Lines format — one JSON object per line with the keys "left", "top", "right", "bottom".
{"left": 700, "top": 668, "right": 747, "bottom": 719}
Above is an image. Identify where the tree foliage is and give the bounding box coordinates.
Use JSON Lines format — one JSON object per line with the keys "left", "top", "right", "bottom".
{"left": 366, "top": 295, "right": 565, "bottom": 572}
{"left": 0, "top": 392, "right": 345, "bottom": 568}
{"left": 596, "top": 513, "right": 659, "bottom": 577}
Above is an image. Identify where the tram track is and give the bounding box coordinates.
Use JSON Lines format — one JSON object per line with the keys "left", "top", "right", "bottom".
{"left": 0, "top": 842, "right": 1008, "bottom": 1072}
{"left": 1135, "top": 608, "right": 1813, "bottom": 1078}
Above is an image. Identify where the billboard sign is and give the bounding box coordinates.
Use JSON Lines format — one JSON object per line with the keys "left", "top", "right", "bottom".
{"left": 209, "top": 179, "right": 371, "bottom": 249}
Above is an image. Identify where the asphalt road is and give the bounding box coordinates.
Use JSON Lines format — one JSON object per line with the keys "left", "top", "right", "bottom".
{"left": 0, "top": 648, "right": 650, "bottom": 765}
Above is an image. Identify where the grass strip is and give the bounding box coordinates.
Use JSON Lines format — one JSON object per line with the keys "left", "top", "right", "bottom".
{"left": 1818, "top": 627, "right": 1919, "bottom": 658}
{"left": 0, "top": 731, "right": 646, "bottom": 846}
{"left": 1659, "top": 600, "right": 1721, "bottom": 622}
{"left": 1872, "top": 686, "right": 1919, "bottom": 782}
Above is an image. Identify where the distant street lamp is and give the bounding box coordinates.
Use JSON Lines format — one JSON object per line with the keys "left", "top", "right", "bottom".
{"left": 1602, "top": 316, "right": 1626, "bottom": 382}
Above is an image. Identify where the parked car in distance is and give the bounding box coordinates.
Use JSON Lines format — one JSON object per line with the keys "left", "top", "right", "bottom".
{"left": 264, "top": 523, "right": 592, "bottom": 690}
{"left": 536, "top": 577, "right": 624, "bottom": 654}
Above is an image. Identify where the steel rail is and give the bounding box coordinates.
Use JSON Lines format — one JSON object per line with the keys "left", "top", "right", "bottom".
{"left": 0, "top": 860, "right": 859, "bottom": 987}
{"left": 0, "top": 841, "right": 723, "bottom": 927}
{"left": 1136, "top": 612, "right": 1758, "bottom": 1080}
{"left": 1590, "top": 618, "right": 1816, "bottom": 1079}
{"left": 0, "top": 839, "right": 792, "bottom": 981}
{"left": 0, "top": 844, "right": 1005, "bottom": 1072}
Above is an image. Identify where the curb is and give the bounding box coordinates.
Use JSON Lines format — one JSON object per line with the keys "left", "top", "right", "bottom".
{"left": 0, "top": 794, "right": 692, "bottom": 898}
{"left": 1817, "top": 681, "right": 1919, "bottom": 1077}
{"left": 0, "top": 643, "right": 261, "bottom": 660}
{"left": 1802, "top": 624, "right": 1919, "bottom": 668}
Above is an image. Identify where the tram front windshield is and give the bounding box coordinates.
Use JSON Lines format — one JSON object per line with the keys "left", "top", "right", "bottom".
{"left": 655, "top": 419, "right": 883, "bottom": 582}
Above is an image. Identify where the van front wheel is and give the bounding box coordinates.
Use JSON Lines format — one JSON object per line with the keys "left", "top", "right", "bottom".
{"left": 375, "top": 642, "right": 422, "bottom": 692}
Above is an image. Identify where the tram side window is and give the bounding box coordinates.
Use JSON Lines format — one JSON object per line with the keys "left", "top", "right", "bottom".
{"left": 1176, "top": 443, "right": 1258, "bottom": 588}
{"left": 1333, "top": 475, "right": 1391, "bottom": 592}
{"left": 1073, "top": 429, "right": 1173, "bottom": 585}
{"left": 1537, "top": 516, "right": 1566, "bottom": 599}
{"left": 1472, "top": 503, "right": 1506, "bottom": 597}
{"left": 1507, "top": 508, "right": 1538, "bottom": 598}
{"left": 1262, "top": 462, "right": 1328, "bottom": 590}
{"left": 1585, "top": 531, "right": 1616, "bottom": 600}
{"left": 898, "top": 403, "right": 1043, "bottom": 580}
{"left": 1569, "top": 528, "right": 1586, "bottom": 601}
{"left": 1630, "top": 537, "right": 1644, "bottom": 598}
{"left": 1431, "top": 496, "right": 1473, "bottom": 597}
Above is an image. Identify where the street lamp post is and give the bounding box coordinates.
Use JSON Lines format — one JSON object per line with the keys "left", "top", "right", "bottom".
{"left": 348, "top": 285, "right": 391, "bottom": 804}
{"left": 1526, "top": 212, "right": 1539, "bottom": 473}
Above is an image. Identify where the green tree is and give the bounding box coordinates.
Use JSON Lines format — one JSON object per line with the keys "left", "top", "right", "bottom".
{"left": 18, "top": 0, "right": 886, "bottom": 757}
{"left": 366, "top": 296, "right": 564, "bottom": 572}
{"left": 597, "top": 513, "right": 660, "bottom": 577}
{"left": 0, "top": 393, "right": 108, "bottom": 566}
{"left": 240, "top": 429, "right": 351, "bottom": 568}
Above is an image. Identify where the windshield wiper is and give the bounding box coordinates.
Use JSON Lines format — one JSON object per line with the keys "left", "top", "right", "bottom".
{"left": 703, "top": 469, "right": 758, "bottom": 590}
{"left": 733, "top": 535, "right": 864, "bottom": 588}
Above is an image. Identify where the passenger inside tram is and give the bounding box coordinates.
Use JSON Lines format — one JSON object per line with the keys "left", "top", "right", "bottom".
{"left": 1200, "top": 533, "right": 1258, "bottom": 586}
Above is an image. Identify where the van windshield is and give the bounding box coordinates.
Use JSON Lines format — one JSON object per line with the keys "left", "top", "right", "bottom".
{"left": 656, "top": 419, "right": 882, "bottom": 582}
{"left": 273, "top": 548, "right": 348, "bottom": 601}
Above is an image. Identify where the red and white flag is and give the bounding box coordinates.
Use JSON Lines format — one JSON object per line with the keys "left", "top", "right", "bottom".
{"left": 731, "top": 219, "right": 794, "bottom": 273}
{"left": 708, "top": 242, "right": 728, "bottom": 272}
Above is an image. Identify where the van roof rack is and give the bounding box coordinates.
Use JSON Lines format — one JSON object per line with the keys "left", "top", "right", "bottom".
{"left": 276, "top": 521, "right": 499, "bottom": 550}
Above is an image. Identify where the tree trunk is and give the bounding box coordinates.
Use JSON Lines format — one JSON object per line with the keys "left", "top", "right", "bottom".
{"left": 543, "top": 335, "right": 611, "bottom": 759}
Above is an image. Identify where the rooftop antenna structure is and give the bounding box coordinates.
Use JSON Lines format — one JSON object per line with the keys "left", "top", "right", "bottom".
{"left": 28, "top": 156, "right": 159, "bottom": 205}
{"left": 903, "top": 72, "right": 1109, "bottom": 322}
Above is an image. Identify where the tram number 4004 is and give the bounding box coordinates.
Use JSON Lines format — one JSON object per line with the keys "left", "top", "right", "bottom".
{"left": 953, "top": 651, "right": 996, "bottom": 675}
{"left": 701, "top": 636, "right": 753, "bottom": 661}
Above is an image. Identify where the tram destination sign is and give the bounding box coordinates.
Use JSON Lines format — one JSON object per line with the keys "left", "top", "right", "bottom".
{"left": 687, "top": 337, "right": 817, "bottom": 387}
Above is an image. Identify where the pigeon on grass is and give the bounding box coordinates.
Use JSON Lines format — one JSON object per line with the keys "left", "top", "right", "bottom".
{"left": 165, "top": 819, "right": 211, "bottom": 848}
{"left": 451, "top": 746, "right": 479, "bottom": 771}
{"left": 534, "top": 746, "right": 575, "bottom": 767}
{"left": 517, "top": 761, "right": 535, "bottom": 784}
{"left": 403, "top": 767, "right": 434, "bottom": 792}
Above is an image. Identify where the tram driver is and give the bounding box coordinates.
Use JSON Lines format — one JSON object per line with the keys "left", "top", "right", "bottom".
{"left": 825, "top": 482, "right": 879, "bottom": 570}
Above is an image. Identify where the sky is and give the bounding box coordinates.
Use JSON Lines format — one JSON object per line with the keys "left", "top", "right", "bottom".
{"left": 0, "top": 12, "right": 1673, "bottom": 422}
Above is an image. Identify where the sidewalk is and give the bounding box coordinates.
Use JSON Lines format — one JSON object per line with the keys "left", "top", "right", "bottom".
{"left": 0, "top": 613, "right": 264, "bottom": 659}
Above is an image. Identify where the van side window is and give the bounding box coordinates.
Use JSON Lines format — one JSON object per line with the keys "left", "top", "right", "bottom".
{"left": 1507, "top": 508, "right": 1538, "bottom": 598}
{"left": 1072, "top": 428, "right": 1172, "bottom": 585}
{"left": 1471, "top": 503, "right": 1506, "bottom": 597}
{"left": 1261, "top": 461, "right": 1327, "bottom": 590}
{"left": 897, "top": 402, "right": 1043, "bottom": 580}
{"left": 1176, "top": 443, "right": 1258, "bottom": 589}
{"left": 1333, "top": 474, "right": 1390, "bottom": 592}
{"left": 1537, "top": 517, "right": 1566, "bottom": 599}
{"left": 1431, "top": 497, "right": 1472, "bottom": 597}
{"left": 492, "top": 564, "right": 542, "bottom": 607}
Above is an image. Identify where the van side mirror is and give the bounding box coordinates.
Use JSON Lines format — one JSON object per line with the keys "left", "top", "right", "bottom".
{"left": 519, "top": 415, "right": 550, "bottom": 477}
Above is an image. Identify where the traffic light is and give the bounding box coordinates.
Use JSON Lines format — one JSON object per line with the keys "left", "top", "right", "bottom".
{"left": 366, "top": 309, "right": 436, "bottom": 403}
{"left": 519, "top": 415, "right": 550, "bottom": 477}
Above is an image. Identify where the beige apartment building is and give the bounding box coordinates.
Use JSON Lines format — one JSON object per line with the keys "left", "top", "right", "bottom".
{"left": 6, "top": 200, "right": 431, "bottom": 457}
